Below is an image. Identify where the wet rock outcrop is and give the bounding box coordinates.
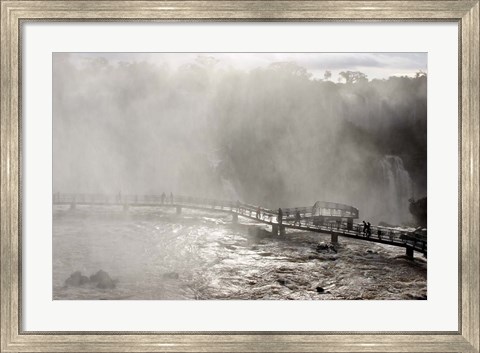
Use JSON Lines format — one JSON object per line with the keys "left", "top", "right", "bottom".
{"left": 65, "top": 271, "right": 89, "bottom": 287}
{"left": 162, "top": 271, "right": 180, "bottom": 280}
{"left": 64, "top": 270, "right": 117, "bottom": 289}
{"left": 316, "top": 242, "right": 337, "bottom": 253}
{"left": 90, "top": 270, "right": 117, "bottom": 289}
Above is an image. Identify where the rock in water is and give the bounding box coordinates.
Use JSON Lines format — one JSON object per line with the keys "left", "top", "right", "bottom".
{"left": 163, "top": 272, "right": 179, "bottom": 280}
{"left": 89, "top": 269, "right": 108, "bottom": 282}
{"left": 316, "top": 242, "right": 329, "bottom": 251}
{"left": 316, "top": 242, "right": 337, "bottom": 253}
{"left": 316, "top": 286, "right": 325, "bottom": 293}
{"left": 90, "top": 270, "right": 116, "bottom": 289}
{"left": 409, "top": 197, "right": 427, "bottom": 227}
{"left": 65, "top": 271, "right": 90, "bottom": 287}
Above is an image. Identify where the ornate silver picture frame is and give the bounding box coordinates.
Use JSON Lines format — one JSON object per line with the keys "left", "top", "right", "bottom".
{"left": 1, "top": 1, "right": 478, "bottom": 352}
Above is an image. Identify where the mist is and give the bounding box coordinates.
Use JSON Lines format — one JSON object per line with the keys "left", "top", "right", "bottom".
{"left": 53, "top": 53, "right": 427, "bottom": 225}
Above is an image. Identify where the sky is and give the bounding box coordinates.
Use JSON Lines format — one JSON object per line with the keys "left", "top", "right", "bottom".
{"left": 65, "top": 52, "right": 427, "bottom": 81}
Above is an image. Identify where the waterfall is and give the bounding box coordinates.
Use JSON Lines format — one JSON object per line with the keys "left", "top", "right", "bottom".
{"left": 378, "top": 155, "right": 413, "bottom": 225}
{"left": 220, "top": 177, "right": 240, "bottom": 200}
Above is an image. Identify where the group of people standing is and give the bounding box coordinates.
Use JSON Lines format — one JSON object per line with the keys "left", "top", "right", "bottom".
{"left": 276, "top": 208, "right": 302, "bottom": 226}
{"left": 252, "top": 206, "right": 302, "bottom": 226}
{"left": 161, "top": 192, "right": 174, "bottom": 204}
{"left": 362, "top": 220, "right": 372, "bottom": 237}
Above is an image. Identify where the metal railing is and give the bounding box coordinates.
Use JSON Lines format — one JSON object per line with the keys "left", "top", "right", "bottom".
{"left": 53, "top": 192, "right": 426, "bottom": 252}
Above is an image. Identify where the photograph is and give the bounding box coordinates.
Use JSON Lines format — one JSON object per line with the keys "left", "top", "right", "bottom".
{"left": 52, "top": 52, "right": 428, "bottom": 300}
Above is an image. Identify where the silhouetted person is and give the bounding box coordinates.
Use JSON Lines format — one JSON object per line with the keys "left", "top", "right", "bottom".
{"left": 161, "top": 192, "right": 166, "bottom": 204}
{"left": 294, "top": 209, "right": 301, "bottom": 226}
{"left": 362, "top": 220, "right": 367, "bottom": 236}
{"left": 256, "top": 206, "right": 261, "bottom": 219}
{"left": 277, "top": 208, "right": 283, "bottom": 225}
{"left": 170, "top": 192, "right": 174, "bottom": 204}
{"left": 366, "top": 222, "right": 372, "bottom": 238}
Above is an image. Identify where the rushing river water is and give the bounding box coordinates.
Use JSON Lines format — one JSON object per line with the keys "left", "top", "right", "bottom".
{"left": 53, "top": 205, "right": 427, "bottom": 300}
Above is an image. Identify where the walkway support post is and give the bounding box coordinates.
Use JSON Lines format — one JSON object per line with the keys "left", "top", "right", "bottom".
{"left": 319, "top": 216, "right": 325, "bottom": 226}
{"left": 347, "top": 218, "right": 353, "bottom": 230}
{"left": 232, "top": 213, "right": 238, "bottom": 223}
{"left": 176, "top": 206, "right": 182, "bottom": 215}
{"left": 331, "top": 232, "right": 338, "bottom": 244}
{"left": 279, "top": 225, "right": 285, "bottom": 236}
{"left": 272, "top": 224, "right": 278, "bottom": 236}
{"left": 406, "top": 247, "right": 414, "bottom": 259}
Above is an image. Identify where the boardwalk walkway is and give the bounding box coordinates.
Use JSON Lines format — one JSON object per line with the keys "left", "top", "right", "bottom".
{"left": 53, "top": 193, "right": 427, "bottom": 258}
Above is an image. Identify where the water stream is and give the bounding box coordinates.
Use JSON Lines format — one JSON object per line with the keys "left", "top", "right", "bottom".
{"left": 53, "top": 205, "right": 427, "bottom": 300}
